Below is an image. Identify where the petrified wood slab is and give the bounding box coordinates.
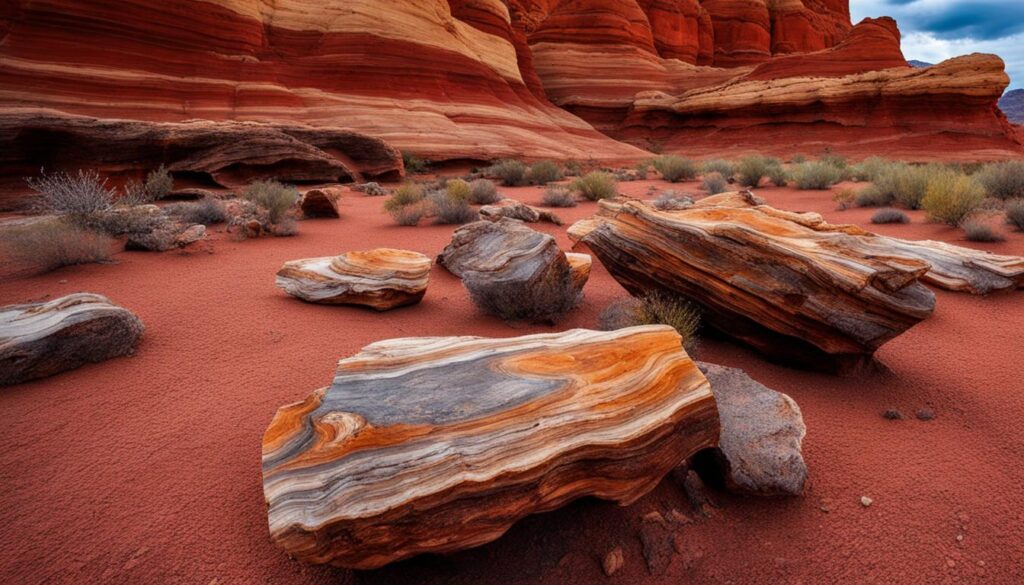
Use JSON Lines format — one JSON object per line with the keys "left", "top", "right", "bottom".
{"left": 569, "top": 194, "right": 937, "bottom": 369}
{"left": 300, "top": 187, "right": 344, "bottom": 218}
{"left": 438, "top": 218, "right": 585, "bottom": 321}
{"left": 479, "top": 198, "right": 563, "bottom": 225}
{"left": 0, "top": 293, "right": 144, "bottom": 386}
{"left": 261, "top": 325, "right": 719, "bottom": 568}
{"left": 566, "top": 252, "right": 593, "bottom": 293}
{"left": 276, "top": 249, "right": 430, "bottom": 310}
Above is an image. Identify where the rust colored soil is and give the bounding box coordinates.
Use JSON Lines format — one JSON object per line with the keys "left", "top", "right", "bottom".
{"left": 1, "top": 179, "right": 1023, "bottom": 584}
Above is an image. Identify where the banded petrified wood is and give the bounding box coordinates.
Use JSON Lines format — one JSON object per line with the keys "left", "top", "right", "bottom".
{"left": 275, "top": 249, "right": 430, "bottom": 310}
{"left": 569, "top": 193, "right": 937, "bottom": 368}
{"left": 262, "top": 326, "right": 718, "bottom": 568}
{"left": 0, "top": 293, "right": 144, "bottom": 386}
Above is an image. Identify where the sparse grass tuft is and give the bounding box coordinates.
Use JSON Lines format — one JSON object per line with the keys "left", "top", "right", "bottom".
{"left": 542, "top": 186, "right": 578, "bottom": 207}
{"left": 2, "top": 220, "right": 114, "bottom": 273}
{"left": 962, "top": 221, "right": 1004, "bottom": 242}
{"left": 832, "top": 187, "right": 858, "bottom": 210}
{"left": 572, "top": 171, "right": 617, "bottom": 201}
{"left": 244, "top": 180, "right": 299, "bottom": 224}
{"left": 976, "top": 161, "right": 1024, "bottom": 200}
{"left": 871, "top": 208, "right": 910, "bottom": 224}
{"left": 598, "top": 292, "right": 700, "bottom": 352}
{"left": 653, "top": 155, "right": 698, "bottom": 183}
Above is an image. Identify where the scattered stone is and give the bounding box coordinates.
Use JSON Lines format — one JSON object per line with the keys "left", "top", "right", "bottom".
{"left": 699, "top": 362, "right": 807, "bottom": 496}
{"left": 351, "top": 182, "right": 387, "bottom": 196}
{"left": 261, "top": 326, "right": 718, "bottom": 568}
{"left": 300, "top": 186, "right": 344, "bottom": 218}
{"left": 883, "top": 409, "right": 904, "bottom": 420}
{"left": 638, "top": 514, "right": 675, "bottom": 576}
{"left": 916, "top": 408, "right": 936, "bottom": 421}
{"left": 681, "top": 469, "right": 715, "bottom": 517}
{"left": 126, "top": 220, "right": 206, "bottom": 251}
{"left": 860, "top": 496, "right": 874, "bottom": 507}
{"left": 174, "top": 224, "right": 206, "bottom": 247}
{"left": 167, "top": 187, "right": 217, "bottom": 200}
{"left": 602, "top": 547, "right": 624, "bottom": 577}
{"left": 667, "top": 508, "right": 693, "bottom": 525}
{"left": 479, "top": 198, "right": 562, "bottom": 225}
{"left": 275, "top": 248, "right": 431, "bottom": 310}
{"left": 0, "top": 293, "right": 144, "bottom": 386}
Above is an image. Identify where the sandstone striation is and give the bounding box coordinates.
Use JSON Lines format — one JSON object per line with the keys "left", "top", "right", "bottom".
{"left": 275, "top": 249, "right": 431, "bottom": 310}
{"left": 261, "top": 325, "right": 719, "bottom": 568}
{"left": 0, "top": 293, "right": 144, "bottom": 386}
{"left": 569, "top": 193, "right": 937, "bottom": 369}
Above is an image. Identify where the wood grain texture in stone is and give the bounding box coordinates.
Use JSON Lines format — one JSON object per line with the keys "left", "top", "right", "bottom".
{"left": 261, "top": 325, "right": 720, "bottom": 568}
{"left": 0, "top": 293, "right": 144, "bottom": 386}
{"left": 275, "top": 249, "right": 430, "bottom": 310}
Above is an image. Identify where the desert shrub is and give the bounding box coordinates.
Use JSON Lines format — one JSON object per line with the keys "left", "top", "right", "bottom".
{"left": 820, "top": 154, "right": 849, "bottom": 171}
{"left": 464, "top": 269, "right": 579, "bottom": 323}
{"left": 143, "top": 164, "right": 173, "bottom": 199}
{"left": 701, "top": 159, "right": 734, "bottom": 179}
{"left": 542, "top": 186, "right": 578, "bottom": 207}
{"left": 921, "top": 172, "right": 986, "bottom": 226}
{"left": 529, "top": 160, "right": 563, "bottom": 185}
{"left": 652, "top": 155, "right": 698, "bottom": 182}
{"left": 244, "top": 180, "right": 299, "bottom": 224}
{"left": 767, "top": 165, "right": 790, "bottom": 187}
{"left": 851, "top": 156, "right": 890, "bottom": 182}
{"left": 791, "top": 161, "right": 844, "bottom": 189}
{"left": 468, "top": 179, "right": 501, "bottom": 204}
{"left": 491, "top": 159, "right": 528, "bottom": 186}
{"left": 430, "top": 191, "right": 477, "bottom": 224}
{"left": 2, "top": 220, "right": 113, "bottom": 273}
{"left": 976, "top": 161, "right": 1024, "bottom": 200}
{"left": 962, "top": 221, "right": 1004, "bottom": 242}
{"left": 26, "top": 169, "right": 116, "bottom": 215}
{"left": 736, "top": 155, "right": 781, "bottom": 188}
{"left": 598, "top": 293, "right": 700, "bottom": 351}
{"left": 165, "top": 199, "right": 228, "bottom": 225}
{"left": 871, "top": 208, "right": 910, "bottom": 224}
{"left": 831, "top": 188, "right": 856, "bottom": 210}
{"left": 117, "top": 180, "right": 157, "bottom": 207}
{"left": 271, "top": 218, "right": 299, "bottom": 237}
{"left": 653, "top": 190, "right": 693, "bottom": 211}
{"left": 564, "top": 160, "right": 582, "bottom": 177}
{"left": 635, "top": 160, "right": 652, "bottom": 177}
{"left": 384, "top": 182, "right": 424, "bottom": 211}
{"left": 572, "top": 171, "right": 617, "bottom": 201}
{"left": 701, "top": 172, "right": 728, "bottom": 195}
{"left": 402, "top": 152, "right": 429, "bottom": 174}
{"left": 391, "top": 204, "right": 426, "bottom": 226}
{"left": 855, "top": 187, "right": 893, "bottom": 207}
{"left": 446, "top": 178, "right": 471, "bottom": 202}
{"left": 862, "top": 163, "right": 943, "bottom": 209}
{"left": 83, "top": 206, "right": 164, "bottom": 236}
{"left": 1006, "top": 200, "right": 1024, "bottom": 231}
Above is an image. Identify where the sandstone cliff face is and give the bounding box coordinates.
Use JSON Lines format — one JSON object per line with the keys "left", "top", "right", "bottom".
{"left": 0, "top": 0, "right": 1019, "bottom": 201}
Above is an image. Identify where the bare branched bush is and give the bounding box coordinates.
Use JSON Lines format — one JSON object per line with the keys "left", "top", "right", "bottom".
{"left": 26, "top": 169, "right": 116, "bottom": 215}
{"left": 144, "top": 164, "right": 174, "bottom": 199}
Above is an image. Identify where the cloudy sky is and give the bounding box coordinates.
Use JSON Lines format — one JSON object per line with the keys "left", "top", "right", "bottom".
{"left": 850, "top": 0, "right": 1024, "bottom": 91}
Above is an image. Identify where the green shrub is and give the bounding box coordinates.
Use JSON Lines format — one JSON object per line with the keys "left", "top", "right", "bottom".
{"left": 736, "top": 156, "right": 781, "bottom": 188}
{"left": 833, "top": 187, "right": 857, "bottom": 210}
{"left": 653, "top": 155, "right": 698, "bottom": 182}
{"left": 572, "top": 171, "right": 617, "bottom": 201}
{"left": 863, "top": 163, "right": 944, "bottom": 209}
{"left": 26, "top": 169, "right": 116, "bottom": 215}
{"left": 976, "top": 161, "right": 1024, "bottom": 200}
{"left": 851, "top": 156, "right": 890, "bottom": 182}
{"left": 701, "top": 172, "right": 728, "bottom": 195}
{"left": 144, "top": 164, "right": 174, "bottom": 199}
{"left": 402, "top": 152, "right": 429, "bottom": 174}
{"left": 702, "top": 159, "right": 734, "bottom": 179}
{"left": 469, "top": 179, "right": 500, "bottom": 204}
{"left": 2, "top": 220, "right": 113, "bottom": 273}
{"left": 244, "top": 180, "right": 299, "bottom": 224}
{"left": 819, "top": 154, "right": 849, "bottom": 171}
{"left": 528, "top": 160, "right": 563, "bottom": 185}
{"left": 491, "top": 159, "right": 528, "bottom": 186}
{"left": 791, "top": 161, "right": 844, "bottom": 189}
{"left": 921, "top": 173, "right": 986, "bottom": 226}
{"left": 791, "top": 154, "right": 807, "bottom": 164}
{"left": 446, "top": 178, "right": 471, "bottom": 202}
{"left": 871, "top": 208, "right": 909, "bottom": 224}
{"left": 1006, "top": 200, "right": 1024, "bottom": 231}
{"left": 962, "top": 221, "right": 1004, "bottom": 242}
{"left": 165, "top": 199, "right": 228, "bottom": 225}
{"left": 767, "top": 165, "right": 790, "bottom": 187}
{"left": 542, "top": 186, "right": 577, "bottom": 207}
{"left": 598, "top": 293, "right": 700, "bottom": 352}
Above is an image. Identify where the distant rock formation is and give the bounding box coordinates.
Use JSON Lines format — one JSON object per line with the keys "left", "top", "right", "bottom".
{"left": 1000, "top": 89, "right": 1024, "bottom": 124}
{"left": 907, "top": 59, "right": 934, "bottom": 68}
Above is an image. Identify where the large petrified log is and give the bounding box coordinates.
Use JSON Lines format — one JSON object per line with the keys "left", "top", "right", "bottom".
{"left": 0, "top": 110, "right": 403, "bottom": 209}
{"left": 261, "top": 325, "right": 719, "bottom": 568}
{"left": 275, "top": 249, "right": 430, "bottom": 310}
{"left": 438, "top": 218, "right": 588, "bottom": 321}
{"left": 0, "top": 293, "right": 144, "bottom": 386}
{"left": 569, "top": 193, "right": 937, "bottom": 368}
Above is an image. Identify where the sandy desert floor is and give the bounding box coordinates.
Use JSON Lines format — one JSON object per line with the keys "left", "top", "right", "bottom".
{"left": 1, "top": 177, "right": 1023, "bottom": 584}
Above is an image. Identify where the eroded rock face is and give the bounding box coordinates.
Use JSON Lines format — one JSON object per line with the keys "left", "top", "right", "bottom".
{"left": 261, "top": 325, "right": 720, "bottom": 568}
{"left": 569, "top": 193, "right": 937, "bottom": 369}
{"left": 438, "top": 218, "right": 586, "bottom": 321}
{"left": 275, "top": 249, "right": 431, "bottom": 310}
{"left": 699, "top": 362, "right": 807, "bottom": 496}
{"left": 0, "top": 293, "right": 144, "bottom": 386}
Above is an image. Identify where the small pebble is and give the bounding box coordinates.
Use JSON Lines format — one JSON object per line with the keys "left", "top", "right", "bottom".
{"left": 860, "top": 496, "right": 873, "bottom": 507}
{"left": 916, "top": 409, "right": 936, "bottom": 421}
{"left": 602, "top": 547, "right": 624, "bottom": 577}
{"left": 946, "top": 559, "right": 956, "bottom": 568}
{"left": 956, "top": 534, "right": 963, "bottom": 542}
{"left": 883, "top": 409, "right": 904, "bottom": 420}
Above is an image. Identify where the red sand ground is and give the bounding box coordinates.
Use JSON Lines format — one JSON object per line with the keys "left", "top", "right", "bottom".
{"left": 1, "top": 179, "right": 1023, "bottom": 584}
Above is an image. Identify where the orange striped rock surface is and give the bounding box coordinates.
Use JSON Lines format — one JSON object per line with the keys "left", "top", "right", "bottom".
{"left": 275, "top": 249, "right": 431, "bottom": 310}
{"left": 261, "top": 325, "right": 719, "bottom": 568}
